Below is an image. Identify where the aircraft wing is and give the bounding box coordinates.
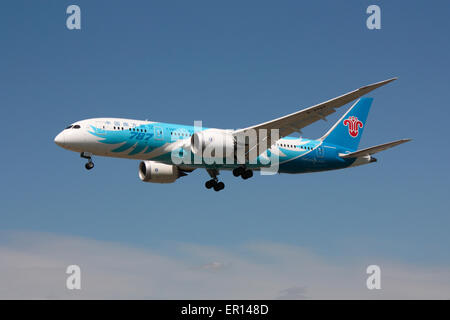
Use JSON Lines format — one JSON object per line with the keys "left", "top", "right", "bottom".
{"left": 339, "top": 139, "right": 411, "bottom": 159}
{"left": 233, "top": 78, "right": 397, "bottom": 161}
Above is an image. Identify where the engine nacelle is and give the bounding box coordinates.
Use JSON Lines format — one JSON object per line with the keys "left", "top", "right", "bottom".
{"left": 191, "top": 129, "right": 235, "bottom": 158}
{"left": 138, "top": 161, "right": 181, "bottom": 184}
{"left": 349, "top": 155, "right": 377, "bottom": 168}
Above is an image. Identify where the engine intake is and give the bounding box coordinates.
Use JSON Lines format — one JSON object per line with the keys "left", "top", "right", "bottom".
{"left": 191, "top": 129, "right": 235, "bottom": 158}
{"left": 138, "top": 161, "right": 184, "bottom": 184}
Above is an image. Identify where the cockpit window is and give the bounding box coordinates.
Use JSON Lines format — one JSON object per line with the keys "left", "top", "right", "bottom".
{"left": 65, "top": 125, "right": 73, "bottom": 129}
{"left": 73, "top": 125, "right": 81, "bottom": 129}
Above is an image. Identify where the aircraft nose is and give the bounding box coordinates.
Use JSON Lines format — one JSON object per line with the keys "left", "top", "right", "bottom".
{"left": 54, "top": 131, "right": 65, "bottom": 147}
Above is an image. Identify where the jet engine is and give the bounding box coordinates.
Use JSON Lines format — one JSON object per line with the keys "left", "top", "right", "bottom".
{"left": 138, "top": 161, "right": 185, "bottom": 183}
{"left": 190, "top": 129, "right": 235, "bottom": 158}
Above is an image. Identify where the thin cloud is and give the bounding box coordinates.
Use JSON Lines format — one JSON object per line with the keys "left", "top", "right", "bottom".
{"left": 276, "top": 286, "right": 309, "bottom": 300}
{"left": 200, "top": 262, "right": 226, "bottom": 270}
{"left": 0, "top": 231, "right": 449, "bottom": 299}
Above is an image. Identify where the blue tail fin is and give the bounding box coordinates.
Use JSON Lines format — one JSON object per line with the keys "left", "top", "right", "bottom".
{"left": 320, "top": 97, "right": 373, "bottom": 151}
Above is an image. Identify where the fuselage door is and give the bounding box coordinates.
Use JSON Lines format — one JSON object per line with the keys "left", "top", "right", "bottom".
{"left": 94, "top": 121, "right": 107, "bottom": 135}
{"left": 154, "top": 126, "right": 163, "bottom": 140}
{"left": 316, "top": 146, "right": 324, "bottom": 158}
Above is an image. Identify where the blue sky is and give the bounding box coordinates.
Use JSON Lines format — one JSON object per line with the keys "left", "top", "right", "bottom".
{"left": 0, "top": 1, "right": 449, "bottom": 298}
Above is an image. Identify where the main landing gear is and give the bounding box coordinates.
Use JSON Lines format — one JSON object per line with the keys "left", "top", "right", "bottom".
{"left": 204, "top": 167, "right": 253, "bottom": 191}
{"left": 81, "top": 152, "right": 94, "bottom": 170}
{"left": 232, "top": 167, "right": 253, "bottom": 180}
{"left": 205, "top": 168, "right": 225, "bottom": 192}
{"left": 205, "top": 179, "right": 225, "bottom": 191}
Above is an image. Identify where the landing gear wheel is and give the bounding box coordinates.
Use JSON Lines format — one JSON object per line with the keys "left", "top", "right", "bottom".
{"left": 81, "top": 152, "right": 94, "bottom": 171}
{"left": 205, "top": 168, "right": 224, "bottom": 191}
{"left": 214, "top": 181, "right": 225, "bottom": 191}
{"left": 233, "top": 167, "right": 245, "bottom": 177}
{"left": 205, "top": 179, "right": 216, "bottom": 189}
{"left": 85, "top": 162, "right": 94, "bottom": 170}
{"left": 241, "top": 169, "right": 253, "bottom": 180}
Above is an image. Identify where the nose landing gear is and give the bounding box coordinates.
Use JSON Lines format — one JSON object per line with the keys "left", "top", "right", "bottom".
{"left": 85, "top": 162, "right": 94, "bottom": 170}
{"left": 81, "top": 152, "right": 94, "bottom": 170}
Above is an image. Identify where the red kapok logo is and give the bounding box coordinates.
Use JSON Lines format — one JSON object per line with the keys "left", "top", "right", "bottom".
{"left": 343, "top": 116, "right": 363, "bottom": 138}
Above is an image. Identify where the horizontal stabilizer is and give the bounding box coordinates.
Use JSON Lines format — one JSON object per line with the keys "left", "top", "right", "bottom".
{"left": 339, "top": 139, "right": 411, "bottom": 158}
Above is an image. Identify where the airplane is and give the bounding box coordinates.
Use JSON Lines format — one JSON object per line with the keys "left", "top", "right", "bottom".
{"left": 54, "top": 78, "right": 410, "bottom": 191}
